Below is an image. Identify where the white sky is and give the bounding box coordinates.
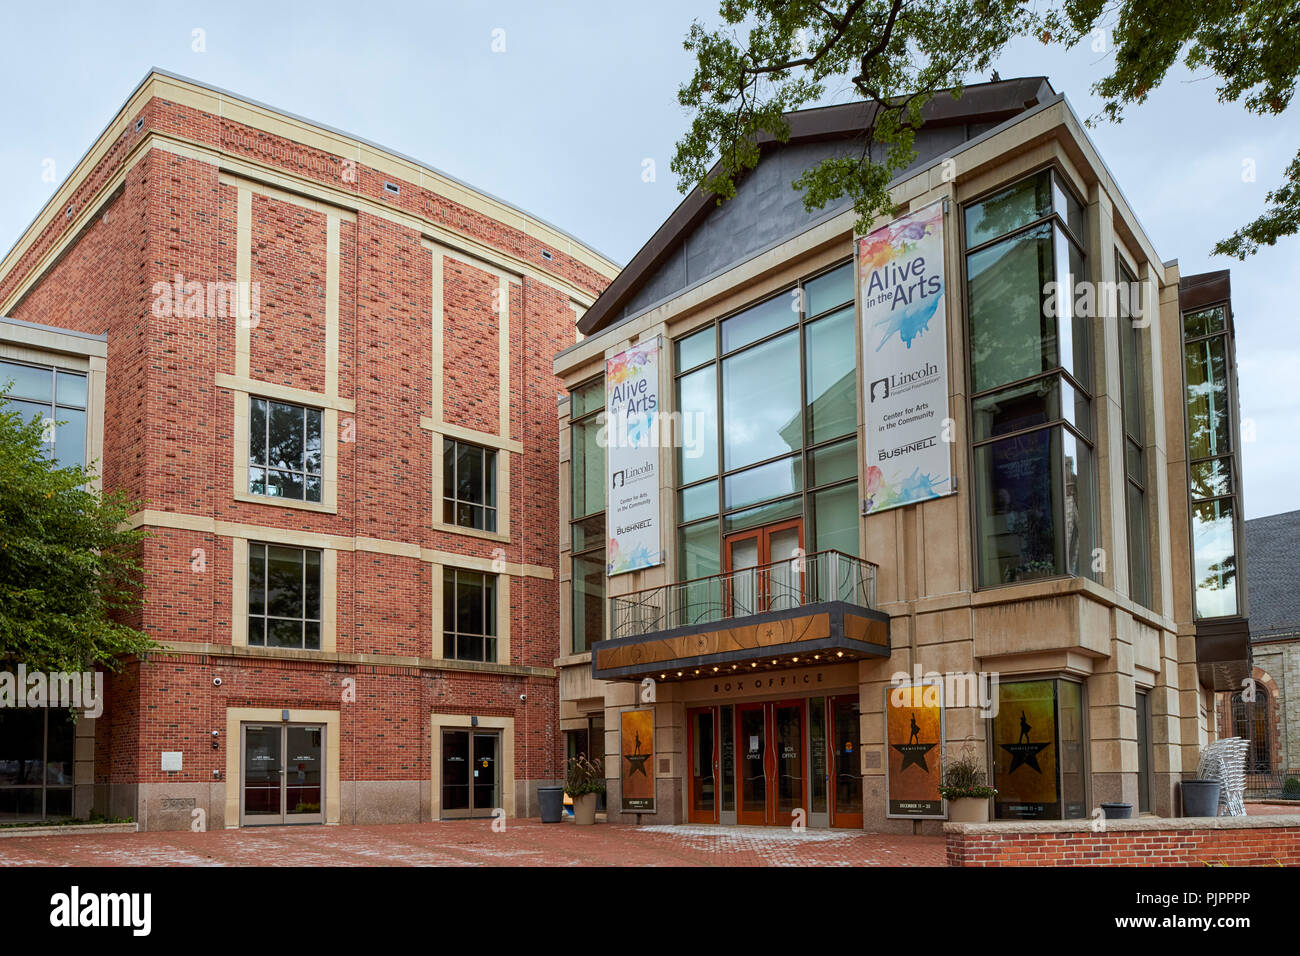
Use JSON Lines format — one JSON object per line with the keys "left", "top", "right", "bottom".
{"left": 0, "top": 1, "right": 1294, "bottom": 518}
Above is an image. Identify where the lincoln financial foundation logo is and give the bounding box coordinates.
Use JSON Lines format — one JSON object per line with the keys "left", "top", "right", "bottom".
{"left": 869, "top": 361, "right": 940, "bottom": 404}
{"left": 891, "top": 711, "right": 937, "bottom": 772}
{"left": 1002, "top": 709, "right": 1051, "bottom": 773}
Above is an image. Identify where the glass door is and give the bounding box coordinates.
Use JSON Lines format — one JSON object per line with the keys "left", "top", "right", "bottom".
{"left": 829, "top": 696, "right": 863, "bottom": 828}
{"left": 472, "top": 732, "right": 499, "bottom": 816}
{"left": 736, "top": 703, "right": 768, "bottom": 825}
{"left": 773, "top": 699, "right": 807, "bottom": 821}
{"left": 241, "top": 723, "right": 325, "bottom": 825}
{"left": 441, "top": 729, "right": 500, "bottom": 819}
{"left": 724, "top": 519, "right": 804, "bottom": 616}
{"left": 687, "top": 707, "right": 718, "bottom": 823}
{"left": 734, "top": 700, "right": 807, "bottom": 826}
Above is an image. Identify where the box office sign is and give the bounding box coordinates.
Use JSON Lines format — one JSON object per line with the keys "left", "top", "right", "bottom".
{"left": 620, "top": 708, "right": 655, "bottom": 813}
{"left": 885, "top": 682, "right": 945, "bottom": 818}
{"left": 606, "top": 338, "right": 663, "bottom": 576}
{"left": 858, "top": 201, "right": 953, "bottom": 514}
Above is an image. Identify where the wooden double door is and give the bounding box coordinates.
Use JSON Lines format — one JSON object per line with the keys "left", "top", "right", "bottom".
{"left": 687, "top": 695, "right": 863, "bottom": 828}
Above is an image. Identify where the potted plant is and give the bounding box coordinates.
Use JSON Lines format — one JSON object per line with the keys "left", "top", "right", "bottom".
{"left": 565, "top": 754, "right": 605, "bottom": 825}
{"left": 939, "top": 743, "right": 996, "bottom": 823}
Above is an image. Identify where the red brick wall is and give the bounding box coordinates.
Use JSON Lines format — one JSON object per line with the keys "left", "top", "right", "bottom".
{"left": 2, "top": 88, "right": 607, "bottom": 806}
{"left": 946, "top": 825, "right": 1300, "bottom": 866}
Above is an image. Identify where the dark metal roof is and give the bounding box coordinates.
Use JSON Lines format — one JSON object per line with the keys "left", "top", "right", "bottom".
{"left": 1179, "top": 269, "right": 1233, "bottom": 314}
{"left": 577, "top": 76, "right": 1055, "bottom": 336}
{"left": 1245, "top": 510, "right": 1300, "bottom": 642}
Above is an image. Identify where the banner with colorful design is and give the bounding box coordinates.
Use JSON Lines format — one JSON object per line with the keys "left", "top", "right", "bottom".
{"left": 859, "top": 201, "right": 953, "bottom": 514}
{"left": 605, "top": 338, "right": 663, "bottom": 576}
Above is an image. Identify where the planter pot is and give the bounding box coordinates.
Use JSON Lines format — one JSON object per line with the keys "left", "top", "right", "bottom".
{"left": 948, "top": 797, "right": 990, "bottom": 823}
{"left": 537, "top": 786, "right": 564, "bottom": 824}
{"left": 572, "top": 792, "right": 598, "bottom": 825}
{"left": 1181, "top": 779, "right": 1222, "bottom": 817}
{"left": 1100, "top": 802, "right": 1133, "bottom": 820}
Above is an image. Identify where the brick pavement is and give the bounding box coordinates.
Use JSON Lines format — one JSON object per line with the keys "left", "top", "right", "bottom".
{"left": 0, "top": 820, "right": 946, "bottom": 867}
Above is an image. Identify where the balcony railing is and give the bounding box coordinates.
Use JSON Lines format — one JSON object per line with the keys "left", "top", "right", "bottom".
{"left": 609, "top": 549, "right": 878, "bottom": 641}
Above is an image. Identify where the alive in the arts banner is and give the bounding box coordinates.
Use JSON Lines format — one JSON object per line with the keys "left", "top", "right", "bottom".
{"left": 605, "top": 338, "right": 663, "bottom": 576}
{"left": 859, "top": 201, "right": 953, "bottom": 514}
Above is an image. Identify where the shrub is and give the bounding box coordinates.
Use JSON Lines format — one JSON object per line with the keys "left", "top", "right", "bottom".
{"left": 565, "top": 754, "right": 606, "bottom": 797}
{"left": 938, "top": 741, "right": 997, "bottom": 800}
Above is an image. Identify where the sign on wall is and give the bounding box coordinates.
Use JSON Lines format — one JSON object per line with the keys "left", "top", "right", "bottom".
{"left": 605, "top": 338, "right": 663, "bottom": 576}
{"left": 993, "top": 679, "right": 1059, "bottom": 819}
{"left": 858, "top": 201, "right": 953, "bottom": 514}
{"left": 885, "top": 681, "right": 945, "bottom": 818}
{"left": 619, "top": 708, "right": 656, "bottom": 813}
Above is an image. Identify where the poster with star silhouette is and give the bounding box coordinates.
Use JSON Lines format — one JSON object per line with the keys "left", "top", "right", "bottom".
{"left": 620, "top": 708, "right": 655, "bottom": 812}
{"left": 858, "top": 201, "right": 953, "bottom": 514}
{"left": 992, "top": 679, "right": 1059, "bottom": 819}
{"left": 605, "top": 338, "right": 663, "bottom": 576}
{"left": 885, "top": 681, "right": 945, "bottom": 818}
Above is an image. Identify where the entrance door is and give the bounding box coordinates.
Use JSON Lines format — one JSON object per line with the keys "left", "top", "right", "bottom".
{"left": 828, "top": 696, "right": 863, "bottom": 828}
{"left": 735, "top": 699, "right": 807, "bottom": 825}
{"left": 240, "top": 723, "right": 325, "bottom": 826}
{"left": 725, "top": 519, "right": 803, "bottom": 615}
{"left": 687, "top": 707, "right": 718, "bottom": 823}
{"left": 441, "top": 729, "right": 500, "bottom": 819}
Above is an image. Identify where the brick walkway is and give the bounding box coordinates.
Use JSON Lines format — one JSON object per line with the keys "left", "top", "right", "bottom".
{"left": 0, "top": 819, "right": 945, "bottom": 867}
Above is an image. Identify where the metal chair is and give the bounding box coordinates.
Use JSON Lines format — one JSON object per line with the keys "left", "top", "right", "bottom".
{"left": 1196, "top": 737, "right": 1250, "bottom": 817}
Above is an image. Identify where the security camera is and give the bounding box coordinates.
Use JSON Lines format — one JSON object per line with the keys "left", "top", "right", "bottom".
{"left": 519, "top": 693, "right": 527, "bottom": 702}
{"left": 212, "top": 677, "right": 222, "bottom": 687}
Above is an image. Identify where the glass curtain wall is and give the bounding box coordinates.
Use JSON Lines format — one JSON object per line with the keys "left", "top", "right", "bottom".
{"left": 1182, "top": 304, "right": 1241, "bottom": 618}
{"left": 965, "top": 169, "right": 1097, "bottom": 587}
{"left": 1116, "top": 256, "right": 1152, "bottom": 608}
{"left": 672, "top": 261, "right": 859, "bottom": 617}
{"left": 570, "top": 376, "right": 606, "bottom": 652}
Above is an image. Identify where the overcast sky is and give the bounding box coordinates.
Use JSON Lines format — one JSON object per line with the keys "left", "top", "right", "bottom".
{"left": 1, "top": 1, "right": 1294, "bottom": 519}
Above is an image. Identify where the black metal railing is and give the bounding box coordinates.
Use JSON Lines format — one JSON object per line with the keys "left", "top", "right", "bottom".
{"left": 609, "top": 549, "right": 878, "bottom": 641}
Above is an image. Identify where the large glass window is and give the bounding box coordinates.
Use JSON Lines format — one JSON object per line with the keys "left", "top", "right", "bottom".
{"left": 0, "top": 708, "right": 75, "bottom": 822}
{"left": 1116, "top": 257, "right": 1151, "bottom": 608}
{"left": 1182, "top": 304, "right": 1240, "bottom": 618}
{"left": 966, "top": 170, "right": 1096, "bottom": 587}
{"left": 0, "top": 359, "right": 87, "bottom": 469}
{"left": 990, "top": 678, "right": 1087, "bottom": 820}
{"left": 248, "top": 543, "right": 322, "bottom": 650}
{"left": 672, "top": 261, "right": 859, "bottom": 577}
{"left": 443, "top": 439, "right": 497, "bottom": 532}
{"left": 249, "top": 397, "right": 322, "bottom": 503}
{"left": 570, "top": 376, "right": 605, "bottom": 653}
{"left": 443, "top": 568, "right": 497, "bottom": 662}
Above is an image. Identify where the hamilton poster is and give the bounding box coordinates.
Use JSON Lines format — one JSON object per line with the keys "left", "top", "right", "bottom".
{"left": 620, "top": 708, "right": 655, "bottom": 813}
{"left": 993, "top": 679, "right": 1059, "bottom": 819}
{"left": 885, "top": 682, "right": 945, "bottom": 818}
{"left": 858, "top": 201, "right": 953, "bottom": 514}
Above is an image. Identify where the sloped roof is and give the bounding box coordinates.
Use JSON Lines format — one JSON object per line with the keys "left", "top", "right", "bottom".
{"left": 1245, "top": 509, "right": 1300, "bottom": 640}
{"left": 577, "top": 76, "right": 1055, "bottom": 337}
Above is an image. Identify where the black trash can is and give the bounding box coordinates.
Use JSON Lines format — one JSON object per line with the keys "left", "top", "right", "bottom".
{"left": 1181, "top": 779, "right": 1221, "bottom": 817}
{"left": 1100, "top": 802, "right": 1133, "bottom": 819}
{"left": 538, "top": 786, "right": 565, "bottom": 823}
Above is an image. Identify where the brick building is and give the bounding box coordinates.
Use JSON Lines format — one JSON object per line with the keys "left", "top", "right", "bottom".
{"left": 0, "top": 70, "right": 615, "bottom": 828}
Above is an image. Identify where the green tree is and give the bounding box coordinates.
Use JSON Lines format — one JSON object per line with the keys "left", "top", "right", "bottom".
{"left": 0, "top": 393, "right": 153, "bottom": 673}
{"left": 672, "top": 0, "right": 1300, "bottom": 257}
